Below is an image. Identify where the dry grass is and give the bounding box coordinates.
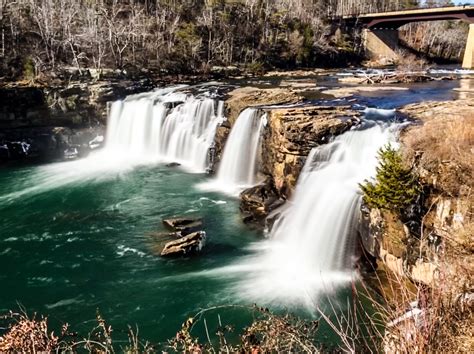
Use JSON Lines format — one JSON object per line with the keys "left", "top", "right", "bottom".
{"left": 0, "top": 310, "right": 154, "bottom": 353}
{"left": 168, "top": 305, "right": 320, "bottom": 353}
{"left": 0, "top": 305, "right": 320, "bottom": 353}
{"left": 402, "top": 104, "right": 474, "bottom": 197}
{"left": 323, "top": 253, "right": 473, "bottom": 353}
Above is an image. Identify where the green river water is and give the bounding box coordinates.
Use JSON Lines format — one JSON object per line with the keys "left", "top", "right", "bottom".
{"left": 1, "top": 75, "right": 472, "bottom": 347}
{"left": 0, "top": 163, "right": 264, "bottom": 343}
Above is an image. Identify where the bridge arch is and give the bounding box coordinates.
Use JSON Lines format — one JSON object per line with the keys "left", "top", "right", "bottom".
{"left": 349, "top": 6, "right": 474, "bottom": 68}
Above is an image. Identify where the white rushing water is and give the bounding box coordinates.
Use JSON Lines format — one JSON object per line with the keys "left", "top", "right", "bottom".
{"left": 0, "top": 87, "right": 225, "bottom": 203}
{"left": 106, "top": 89, "right": 224, "bottom": 172}
{"left": 199, "top": 110, "right": 401, "bottom": 309}
{"left": 199, "top": 108, "right": 266, "bottom": 195}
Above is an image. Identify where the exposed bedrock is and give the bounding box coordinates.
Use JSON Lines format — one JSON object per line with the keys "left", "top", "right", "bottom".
{"left": 357, "top": 99, "right": 473, "bottom": 287}
{"left": 218, "top": 87, "right": 361, "bottom": 223}
{"left": 150, "top": 217, "right": 207, "bottom": 257}
{"left": 239, "top": 177, "right": 285, "bottom": 226}
{"left": 160, "top": 231, "right": 207, "bottom": 257}
{"left": 0, "top": 79, "right": 154, "bottom": 129}
{"left": 218, "top": 97, "right": 361, "bottom": 224}
{"left": 260, "top": 105, "right": 360, "bottom": 199}
{"left": 214, "top": 87, "right": 304, "bottom": 162}
{"left": 0, "top": 80, "right": 154, "bottom": 164}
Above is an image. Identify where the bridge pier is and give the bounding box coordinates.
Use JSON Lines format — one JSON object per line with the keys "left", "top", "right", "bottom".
{"left": 363, "top": 28, "right": 399, "bottom": 64}
{"left": 462, "top": 24, "right": 474, "bottom": 69}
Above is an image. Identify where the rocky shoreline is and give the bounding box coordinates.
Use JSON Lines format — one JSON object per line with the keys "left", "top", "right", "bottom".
{"left": 0, "top": 78, "right": 155, "bottom": 164}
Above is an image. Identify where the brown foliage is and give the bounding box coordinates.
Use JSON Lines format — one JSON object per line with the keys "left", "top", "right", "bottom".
{"left": 0, "top": 310, "right": 153, "bottom": 353}
{"left": 401, "top": 102, "right": 474, "bottom": 197}
{"left": 168, "top": 305, "right": 320, "bottom": 353}
{"left": 0, "top": 311, "right": 63, "bottom": 352}
{"left": 394, "top": 50, "right": 430, "bottom": 72}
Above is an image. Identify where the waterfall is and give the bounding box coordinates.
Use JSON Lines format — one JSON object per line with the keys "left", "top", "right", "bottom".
{"left": 199, "top": 108, "right": 266, "bottom": 195}
{"left": 0, "top": 88, "right": 226, "bottom": 203}
{"left": 209, "top": 111, "right": 401, "bottom": 309}
{"left": 105, "top": 89, "right": 224, "bottom": 172}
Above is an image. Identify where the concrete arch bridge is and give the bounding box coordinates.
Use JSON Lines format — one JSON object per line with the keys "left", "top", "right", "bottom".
{"left": 344, "top": 6, "right": 474, "bottom": 68}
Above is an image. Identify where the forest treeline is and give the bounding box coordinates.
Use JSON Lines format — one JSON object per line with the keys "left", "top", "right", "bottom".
{"left": 0, "top": 0, "right": 466, "bottom": 79}
{"left": 400, "top": 21, "right": 470, "bottom": 62}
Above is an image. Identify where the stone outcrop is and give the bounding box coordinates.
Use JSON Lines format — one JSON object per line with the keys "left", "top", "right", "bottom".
{"left": 0, "top": 79, "right": 154, "bottom": 129}
{"left": 157, "top": 217, "right": 207, "bottom": 257}
{"left": 0, "top": 126, "right": 105, "bottom": 163}
{"left": 219, "top": 87, "right": 360, "bottom": 223}
{"left": 357, "top": 204, "right": 384, "bottom": 269}
{"left": 160, "top": 231, "right": 207, "bottom": 257}
{"left": 224, "top": 87, "right": 303, "bottom": 126}
{"left": 358, "top": 99, "right": 473, "bottom": 290}
{"left": 240, "top": 178, "right": 285, "bottom": 225}
{"left": 0, "top": 79, "right": 154, "bottom": 164}
{"left": 261, "top": 105, "right": 360, "bottom": 197}
{"left": 162, "top": 217, "right": 203, "bottom": 237}
{"left": 214, "top": 87, "right": 304, "bottom": 162}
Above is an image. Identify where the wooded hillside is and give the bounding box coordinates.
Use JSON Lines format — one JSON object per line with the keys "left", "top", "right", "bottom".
{"left": 0, "top": 0, "right": 464, "bottom": 79}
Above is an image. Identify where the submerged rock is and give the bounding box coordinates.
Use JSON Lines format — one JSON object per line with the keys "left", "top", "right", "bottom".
{"left": 165, "top": 162, "right": 181, "bottom": 168}
{"left": 224, "top": 87, "right": 303, "bottom": 126}
{"left": 160, "top": 231, "right": 207, "bottom": 257}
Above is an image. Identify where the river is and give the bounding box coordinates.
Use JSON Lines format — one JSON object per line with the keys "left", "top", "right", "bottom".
{"left": 0, "top": 71, "right": 472, "bottom": 346}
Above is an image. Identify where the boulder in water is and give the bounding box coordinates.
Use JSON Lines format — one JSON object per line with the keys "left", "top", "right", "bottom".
{"left": 0, "top": 144, "right": 9, "bottom": 161}
{"left": 162, "top": 217, "right": 203, "bottom": 236}
{"left": 160, "top": 231, "right": 207, "bottom": 257}
{"left": 64, "top": 146, "right": 79, "bottom": 160}
{"left": 240, "top": 178, "right": 285, "bottom": 225}
{"left": 88, "top": 135, "right": 104, "bottom": 150}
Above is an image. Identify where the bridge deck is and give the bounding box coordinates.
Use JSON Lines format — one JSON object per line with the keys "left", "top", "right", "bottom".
{"left": 354, "top": 5, "right": 474, "bottom": 19}
{"left": 343, "top": 5, "right": 474, "bottom": 28}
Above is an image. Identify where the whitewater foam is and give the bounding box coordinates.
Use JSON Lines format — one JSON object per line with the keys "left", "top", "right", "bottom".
{"left": 0, "top": 87, "right": 225, "bottom": 203}
{"left": 199, "top": 108, "right": 266, "bottom": 195}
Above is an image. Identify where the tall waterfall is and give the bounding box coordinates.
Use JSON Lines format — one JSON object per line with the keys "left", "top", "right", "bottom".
{"left": 200, "top": 108, "right": 265, "bottom": 195}
{"left": 106, "top": 89, "right": 224, "bottom": 172}
{"left": 215, "top": 113, "right": 400, "bottom": 309}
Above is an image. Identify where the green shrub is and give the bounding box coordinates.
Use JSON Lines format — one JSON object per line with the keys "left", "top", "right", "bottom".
{"left": 360, "top": 144, "right": 420, "bottom": 213}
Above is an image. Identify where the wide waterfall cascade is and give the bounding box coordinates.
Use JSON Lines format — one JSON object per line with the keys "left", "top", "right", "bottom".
{"left": 0, "top": 89, "right": 225, "bottom": 204}
{"left": 202, "top": 112, "right": 402, "bottom": 309}
{"left": 199, "top": 108, "right": 266, "bottom": 195}
{"left": 106, "top": 91, "right": 225, "bottom": 172}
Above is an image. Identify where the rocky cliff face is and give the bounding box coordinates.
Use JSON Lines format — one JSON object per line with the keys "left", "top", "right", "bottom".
{"left": 221, "top": 89, "right": 361, "bottom": 224}
{"left": 214, "top": 87, "right": 303, "bottom": 163}
{"left": 358, "top": 99, "right": 473, "bottom": 288}
{"left": 0, "top": 79, "right": 154, "bottom": 163}
{"left": 0, "top": 79, "right": 154, "bottom": 129}
{"left": 260, "top": 105, "right": 359, "bottom": 197}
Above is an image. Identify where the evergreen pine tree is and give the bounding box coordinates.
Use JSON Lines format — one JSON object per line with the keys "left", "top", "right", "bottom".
{"left": 360, "top": 144, "right": 420, "bottom": 213}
